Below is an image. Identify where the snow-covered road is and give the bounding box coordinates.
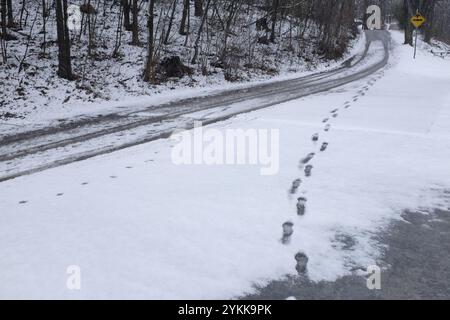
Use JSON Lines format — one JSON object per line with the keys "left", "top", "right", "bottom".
{"left": 1, "top": 31, "right": 450, "bottom": 299}
{"left": 0, "top": 31, "right": 388, "bottom": 182}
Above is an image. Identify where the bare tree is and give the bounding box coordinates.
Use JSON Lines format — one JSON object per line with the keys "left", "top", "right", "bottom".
{"left": 1, "top": 0, "right": 6, "bottom": 33}
{"left": 404, "top": 0, "right": 413, "bottom": 45}
{"left": 433, "top": 0, "right": 450, "bottom": 44}
{"left": 164, "top": 0, "right": 177, "bottom": 44}
{"left": 220, "top": 0, "right": 241, "bottom": 62}
{"left": 0, "top": 0, "right": 7, "bottom": 63}
{"left": 5, "top": 0, "right": 14, "bottom": 27}
{"left": 113, "top": 1, "right": 124, "bottom": 56}
{"left": 270, "top": 0, "right": 280, "bottom": 43}
{"left": 143, "top": 0, "right": 155, "bottom": 83}
{"left": 131, "top": 0, "right": 140, "bottom": 45}
{"left": 86, "top": 0, "right": 95, "bottom": 56}
{"left": 179, "top": 0, "right": 189, "bottom": 35}
{"left": 121, "top": 0, "right": 132, "bottom": 31}
{"left": 194, "top": 0, "right": 204, "bottom": 17}
{"left": 42, "top": 0, "right": 47, "bottom": 55}
{"left": 55, "top": 0, "right": 73, "bottom": 79}
{"left": 191, "top": 0, "right": 211, "bottom": 64}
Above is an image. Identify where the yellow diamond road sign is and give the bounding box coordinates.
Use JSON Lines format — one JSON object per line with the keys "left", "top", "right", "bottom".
{"left": 411, "top": 14, "right": 426, "bottom": 28}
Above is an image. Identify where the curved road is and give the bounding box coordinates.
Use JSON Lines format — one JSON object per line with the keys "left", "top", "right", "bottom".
{"left": 0, "top": 31, "right": 390, "bottom": 182}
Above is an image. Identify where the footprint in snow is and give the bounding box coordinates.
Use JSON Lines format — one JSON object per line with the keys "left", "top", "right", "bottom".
{"left": 297, "top": 197, "right": 307, "bottom": 216}
{"left": 304, "top": 165, "right": 313, "bottom": 177}
{"left": 81, "top": 182, "right": 89, "bottom": 185}
{"left": 312, "top": 133, "right": 319, "bottom": 142}
{"left": 324, "top": 124, "right": 331, "bottom": 132}
{"left": 281, "top": 222, "right": 294, "bottom": 245}
{"left": 331, "top": 108, "right": 339, "bottom": 114}
{"left": 295, "top": 252, "right": 309, "bottom": 275}
{"left": 322, "top": 118, "right": 329, "bottom": 123}
{"left": 290, "top": 179, "right": 302, "bottom": 194}
{"left": 300, "top": 153, "right": 315, "bottom": 166}
{"left": 56, "top": 193, "right": 64, "bottom": 197}
{"left": 19, "top": 200, "right": 28, "bottom": 205}
{"left": 332, "top": 113, "right": 338, "bottom": 118}
{"left": 320, "top": 142, "right": 329, "bottom": 152}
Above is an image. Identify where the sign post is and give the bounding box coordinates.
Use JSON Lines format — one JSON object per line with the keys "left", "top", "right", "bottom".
{"left": 410, "top": 12, "right": 426, "bottom": 59}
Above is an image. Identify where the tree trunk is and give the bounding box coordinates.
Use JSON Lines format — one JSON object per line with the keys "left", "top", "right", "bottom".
{"left": 380, "top": 0, "right": 387, "bottom": 28}
{"left": 113, "top": 3, "right": 124, "bottom": 56}
{"left": 1, "top": 0, "right": 7, "bottom": 63}
{"left": 6, "top": 0, "right": 13, "bottom": 27}
{"left": 191, "top": 0, "right": 211, "bottom": 64}
{"left": 404, "top": 0, "right": 413, "bottom": 45}
{"left": 143, "top": 0, "right": 155, "bottom": 83}
{"left": 131, "top": 0, "right": 139, "bottom": 45}
{"left": 19, "top": 0, "right": 26, "bottom": 29}
{"left": 121, "top": 0, "right": 132, "bottom": 31}
{"left": 55, "top": 0, "right": 73, "bottom": 80}
{"left": 194, "top": 0, "right": 203, "bottom": 17}
{"left": 87, "top": 0, "right": 93, "bottom": 56}
{"left": 270, "top": 0, "right": 279, "bottom": 43}
{"left": 164, "top": 0, "right": 177, "bottom": 44}
{"left": 1, "top": 0, "right": 6, "bottom": 33}
{"left": 42, "top": 0, "right": 46, "bottom": 55}
{"left": 179, "top": 0, "right": 189, "bottom": 35}
{"left": 221, "top": 0, "right": 240, "bottom": 62}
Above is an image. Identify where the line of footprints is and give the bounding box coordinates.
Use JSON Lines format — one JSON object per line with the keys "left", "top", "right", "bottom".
{"left": 17, "top": 156, "right": 160, "bottom": 204}
{"left": 281, "top": 73, "right": 383, "bottom": 277}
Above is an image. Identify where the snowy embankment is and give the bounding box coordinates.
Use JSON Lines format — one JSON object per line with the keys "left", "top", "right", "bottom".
{"left": 0, "top": 1, "right": 360, "bottom": 126}
{"left": 0, "top": 31, "right": 366, "bottom": 137}
{"left": 1, "top": 31, "right": 450, "bottom": 299}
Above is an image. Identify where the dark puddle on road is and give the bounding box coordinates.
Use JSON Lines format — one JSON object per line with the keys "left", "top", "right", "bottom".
{"left": 242, "top": 199, "right": 450, "bottom": 300}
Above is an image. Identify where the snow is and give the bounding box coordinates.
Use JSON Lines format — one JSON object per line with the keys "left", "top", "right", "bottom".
{"left": 1, "top": 31, "right": 450, "bottom": 299}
